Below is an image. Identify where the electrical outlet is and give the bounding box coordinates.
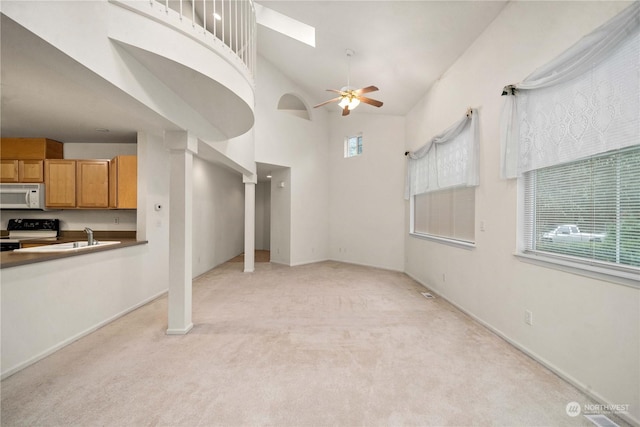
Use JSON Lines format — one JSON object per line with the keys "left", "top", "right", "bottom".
{"left": 114, "top": 217, "right": 119, "bottom": 224}
{"left": 525, "top": 310, "right": 533, "bottom": 326}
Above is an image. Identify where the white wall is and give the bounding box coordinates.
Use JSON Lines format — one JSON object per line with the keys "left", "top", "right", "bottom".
{"left": 192, "top": 157, "right": 244, "bottom": 277}
{"left": 328, "top": 114, "right": 405, "bottom": 271}
{"left": 255, "top": 181, "right": 271, "bottom": 250}
{"left": 63, "top": 142, "right": 136, "bottom": 159}
{"left": 254, "top": 57, "right": 330, "bottom": 266}
{"left": 0, "top": 209, "right": 137, "bottom": 233}
{"left": 404, "top": 2, "right": 639, "bottom": 424}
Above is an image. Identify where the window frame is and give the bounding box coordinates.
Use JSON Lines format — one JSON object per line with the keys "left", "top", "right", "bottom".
{"left": 344, "top": 134, "right": 363, "bottom": 158}
{"left": 515, "top": 153, "right": 640, "bottom": 288}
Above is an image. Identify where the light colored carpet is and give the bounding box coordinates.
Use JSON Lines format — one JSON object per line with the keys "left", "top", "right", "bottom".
{"left": 0, "top": 261, "right": 624, "bottom": 426}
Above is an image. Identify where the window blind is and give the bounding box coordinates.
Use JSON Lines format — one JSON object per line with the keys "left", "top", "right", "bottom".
{"left": 524, "top": 145, "right": 640, "bottom": 269}
{"left": 414, "top": 186, "right": 475, "bottom": 243}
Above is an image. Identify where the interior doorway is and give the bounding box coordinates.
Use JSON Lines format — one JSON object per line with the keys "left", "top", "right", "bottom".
{"left": 255, "top": 162, "right": 288, "bottom": 263}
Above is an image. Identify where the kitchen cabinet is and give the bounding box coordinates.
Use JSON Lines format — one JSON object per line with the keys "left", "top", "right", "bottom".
{"left": 45, "top": 159, "right": 109, "bottom": 208}
{"left": 76, "top": 160, "right": 109, "bottom": 208}
{"left": 0, "top": 138, "right": 63, "bottom": 160}
{"left": 1, "top": 160, "right": 44, "bottom": 183}
{"left": 45, "top": 160, "right": 76, "bottom": 208}
{"left": 44, "top": 157, "right": 136, "bottom": 210}
{"left": 109, "top": 155, "right": 137, "bottom": 209}
{"left": 19, "top": 160, "right": 45, "bottom": 182}
{"left": 0, "top": 160, "right": 19, "bottom": 182}
{"left": 0, "top": 138, "right": 61, "bottom": 184}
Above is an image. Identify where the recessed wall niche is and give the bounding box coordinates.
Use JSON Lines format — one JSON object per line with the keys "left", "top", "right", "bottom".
{"left": 277, "top": 93, "right": 310, "bottom": 120}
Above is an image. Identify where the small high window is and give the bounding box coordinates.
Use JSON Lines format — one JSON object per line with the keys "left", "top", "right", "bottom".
{"left": 344, "top": 134, "right": 363, "bottom": 158}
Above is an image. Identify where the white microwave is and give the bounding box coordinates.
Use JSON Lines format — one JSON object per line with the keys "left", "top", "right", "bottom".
{"left": 0, "top": 183, "right": 46, "bottom": 210}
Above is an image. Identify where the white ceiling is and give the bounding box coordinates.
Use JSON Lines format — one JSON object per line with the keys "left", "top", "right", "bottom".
{"left": 0, "top": 1, "right": 508, "bottom": 145}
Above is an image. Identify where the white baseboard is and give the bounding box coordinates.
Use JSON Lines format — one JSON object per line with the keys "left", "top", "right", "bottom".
{"left": 405, "top": 272, "right": 639, "bottom": 427}
{"left": 269, "top": 259, "right": 290, "bottom": 267}
{"left": 327, "top": 258, "right": 404, "bottom": 273}
{"left": 166, "top": 323, "right": 194, "bottom": 335}
{"left": 289, "top": 257, "right": 329, "bottom": 267}
{"left": 1, "top": 289, "right": 168, "bottom": 380}
{"left": 265, "top": 258, "right": 405, "bottom": 274}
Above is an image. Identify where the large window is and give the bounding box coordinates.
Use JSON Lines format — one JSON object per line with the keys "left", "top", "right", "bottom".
{"left": 406, "top": 110, "right": 478, "bottom": 246}
{"left": 524, "top": 146, "right": 640, "bottom": 269}
{"left": 498, "top": 4, "right": 639, "bottom": 281}
{"left": 413, "top": 186, "right": 475, "bottom": 244}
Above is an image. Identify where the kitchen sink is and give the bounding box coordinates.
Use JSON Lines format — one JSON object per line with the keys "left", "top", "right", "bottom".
{"left": 14, "top": 240, "right": 121, "bottom": 253}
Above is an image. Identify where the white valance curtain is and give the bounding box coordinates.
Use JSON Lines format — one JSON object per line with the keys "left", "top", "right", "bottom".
{"left": 500, "top": 2, "right": 640, "bottom": 178}
{"left": 405, "top": 109, "right": 479, "bottom": 199}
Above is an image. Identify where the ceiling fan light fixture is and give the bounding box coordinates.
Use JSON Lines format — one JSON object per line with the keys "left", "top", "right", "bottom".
{"left": 338, "top": 95, "right": 360, "bottom": 110}
{"left": 312, "top": 48, "right": 382, "bottom": 115}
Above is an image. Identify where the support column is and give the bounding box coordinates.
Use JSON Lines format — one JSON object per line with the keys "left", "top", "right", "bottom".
{"left": 166, "top": 131, "right": 197, "bottom": 335}
{"left": 244, "top": 174, "right": 257, "bottom": 273}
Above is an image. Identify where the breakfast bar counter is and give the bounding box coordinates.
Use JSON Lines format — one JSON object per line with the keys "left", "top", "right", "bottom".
{"left": 0, "top": 239, "right": 147, "bottom": 269}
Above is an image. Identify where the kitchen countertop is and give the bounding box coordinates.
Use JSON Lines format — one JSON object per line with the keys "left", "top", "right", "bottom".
{"left": 0, "top": 239, "right": 147, "bottom": 269}
{"left": 0, "top": 231, "right": 147, "bottom": 269}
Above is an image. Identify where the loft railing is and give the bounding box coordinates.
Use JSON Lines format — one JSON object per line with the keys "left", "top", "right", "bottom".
{"left": 151, "top": 0, "right": 256, "bottom": 83}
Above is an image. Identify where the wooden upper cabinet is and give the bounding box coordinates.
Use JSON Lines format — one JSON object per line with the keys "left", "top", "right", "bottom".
{"left": 0, "top": 138, "right": 63, "bottom": 159}
{"left": 109, "top": 155, "right": 137, "bottom": 209}
{"left": 0, "top": 160, "right": 19, "bottom": 182}
{"left": 19, "top": 160, "right": 44, "bottom": 182}
{"left": 45, "top": 160, "right": 76, "bottom": 208}
{"left": 0, "top": 159, "right": 44, "bottom": 182}
{"left": 77, "top": 160, "right": 109, "bottom": 208}
{"left": 1, "top": 138, "right": 60, "bottom": 183}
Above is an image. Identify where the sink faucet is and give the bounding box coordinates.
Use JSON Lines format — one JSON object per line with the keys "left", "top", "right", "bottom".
{"left": 84, "top": 227, "right": 94, "bottom": 246}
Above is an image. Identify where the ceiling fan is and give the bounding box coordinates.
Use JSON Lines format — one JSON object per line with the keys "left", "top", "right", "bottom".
{"left": 313, "top": 49, "right": 383, "bottom": 116}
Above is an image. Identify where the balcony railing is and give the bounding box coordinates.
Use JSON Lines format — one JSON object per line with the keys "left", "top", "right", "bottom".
{"left": 150, "top": 0, "right": 256, "bottom": 83}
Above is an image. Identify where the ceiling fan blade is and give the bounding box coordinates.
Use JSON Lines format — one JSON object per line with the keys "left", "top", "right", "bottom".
{"left": 354, "top": 85, "right": 379, "bottom": 95}
{"left": 358, "top": 96, "right": 383, "bottom": 108}
{"left": 342, "top": 105, "right": 350, "bottom": 116}
{"left": 313, "top": 97, "right": 342, "bottom": 108}
{"left": 326, "top": 89, "right": 347, "bottom": 95}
